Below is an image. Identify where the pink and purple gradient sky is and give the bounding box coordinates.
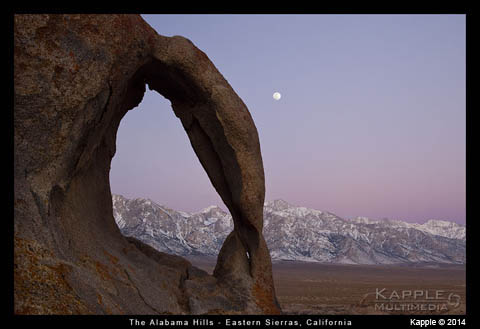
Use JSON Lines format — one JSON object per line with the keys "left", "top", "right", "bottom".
{"left": 110, "top": 15, "right": 466, "bottom": 224}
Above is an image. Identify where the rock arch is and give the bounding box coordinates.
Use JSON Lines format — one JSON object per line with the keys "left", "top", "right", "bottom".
{"left": 14, "top": 14, "right": 280, "bottom": 314}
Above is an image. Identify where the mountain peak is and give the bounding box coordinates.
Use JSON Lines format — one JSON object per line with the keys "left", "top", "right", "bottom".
{"left": 424, "top": 219, "right": 462, "bottom": 227}
{"left": 199, "top": 205, "right": 224, "bottom": 214}
{"left": 265, "top": 199, "right": 291, "bottom": 210}
{"left": 351, "top": 216, "right": 378, "bottom": 225}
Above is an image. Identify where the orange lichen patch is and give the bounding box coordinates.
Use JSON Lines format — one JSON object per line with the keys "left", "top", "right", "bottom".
{"left": 104, "top": 250, "right": 133, "bottom": 282}
{"left": 95, "top": 293, "right": 115, "bottom": 315}
{"left": 45, "top": 262, "right": 73, "bottom": 286}
{"left": 14, "top": 236, "right": 92, "bottom": 314}
{"left": 96, "top": 292, "right": 103, "bottom": 306}
{"left": 95, "top": 261, "right": 113, "bottom": 281}
{"left": 14, "top": 198, "right": 26, "bottom": 206}
{"left": 79, "top": 253, "right": 114, "bottom": 281}
{"left": 79, "top": 253, "right": 129, "bottom": 286}
{"left": 78, "top": 23, "right": 100, "bottom": 36}
{"left": 252, "top": 281, "right": 282, "bottom": 315}
{"left": 104, "top": 250, "right": 119, "bottom": 265}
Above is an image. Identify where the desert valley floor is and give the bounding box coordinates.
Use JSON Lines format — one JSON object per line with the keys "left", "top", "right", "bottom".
{"left": 185, "top": 256, "right": 466, "bottom": 315}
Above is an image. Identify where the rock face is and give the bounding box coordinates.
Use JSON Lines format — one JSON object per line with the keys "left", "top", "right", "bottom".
{"left": 14, "top": 14, "right": 280, "bottom": 314}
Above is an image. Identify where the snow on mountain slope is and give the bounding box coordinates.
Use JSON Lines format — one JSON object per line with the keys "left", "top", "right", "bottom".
{"left": 112, "top": 195, "right": 465, "bottom": 265}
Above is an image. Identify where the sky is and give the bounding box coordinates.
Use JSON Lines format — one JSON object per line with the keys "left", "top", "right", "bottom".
{"left": 110, "top": 14, "right": 466, "bottom": 224}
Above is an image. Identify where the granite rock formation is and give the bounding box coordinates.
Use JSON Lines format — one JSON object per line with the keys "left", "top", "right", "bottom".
{"left": 14, "top": 14, "right": 280, "bottom": 314}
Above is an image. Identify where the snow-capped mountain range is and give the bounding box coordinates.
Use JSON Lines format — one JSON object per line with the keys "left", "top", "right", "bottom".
{"left": 112, "top": 195, "right": 465, "bottom": 265}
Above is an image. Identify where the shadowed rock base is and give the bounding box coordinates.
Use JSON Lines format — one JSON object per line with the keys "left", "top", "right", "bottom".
{"left": 14, "top": 14, "right": 281, "bottom": 314}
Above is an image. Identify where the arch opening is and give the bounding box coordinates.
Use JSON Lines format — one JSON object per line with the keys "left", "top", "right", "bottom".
{"left": 110, "top": 86, "right": 226, "bottom": 213}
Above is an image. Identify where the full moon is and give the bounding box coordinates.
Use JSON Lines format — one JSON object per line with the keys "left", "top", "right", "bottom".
{"left": 273, "top": 92, "right": 281, "bottom": 101}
